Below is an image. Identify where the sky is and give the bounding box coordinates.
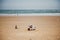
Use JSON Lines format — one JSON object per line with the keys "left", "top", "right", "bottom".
{"left": 0, "top": 0, "right": 60, "bottom": 10}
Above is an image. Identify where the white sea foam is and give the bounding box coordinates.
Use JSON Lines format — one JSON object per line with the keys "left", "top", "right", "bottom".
{"left": 0, "top": 13, "right": 60, "bottom": 16}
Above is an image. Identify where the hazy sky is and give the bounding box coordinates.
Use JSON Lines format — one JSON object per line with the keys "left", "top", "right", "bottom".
{"left": 0, "top": 0, "right": 60, "bottom": 9}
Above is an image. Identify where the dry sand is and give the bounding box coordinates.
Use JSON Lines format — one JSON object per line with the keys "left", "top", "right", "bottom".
{"left": 0, "top": 16, "right": 60, "bottom": 40}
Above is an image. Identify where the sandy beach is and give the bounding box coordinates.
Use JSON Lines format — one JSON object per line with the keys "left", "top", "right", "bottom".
{"left": 0, "top": 16, "right": 60, "bottom": 40}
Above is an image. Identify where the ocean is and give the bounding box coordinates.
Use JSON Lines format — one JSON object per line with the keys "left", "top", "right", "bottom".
{"left": 0, "top": 9, "right": 60, "bottom": 14}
